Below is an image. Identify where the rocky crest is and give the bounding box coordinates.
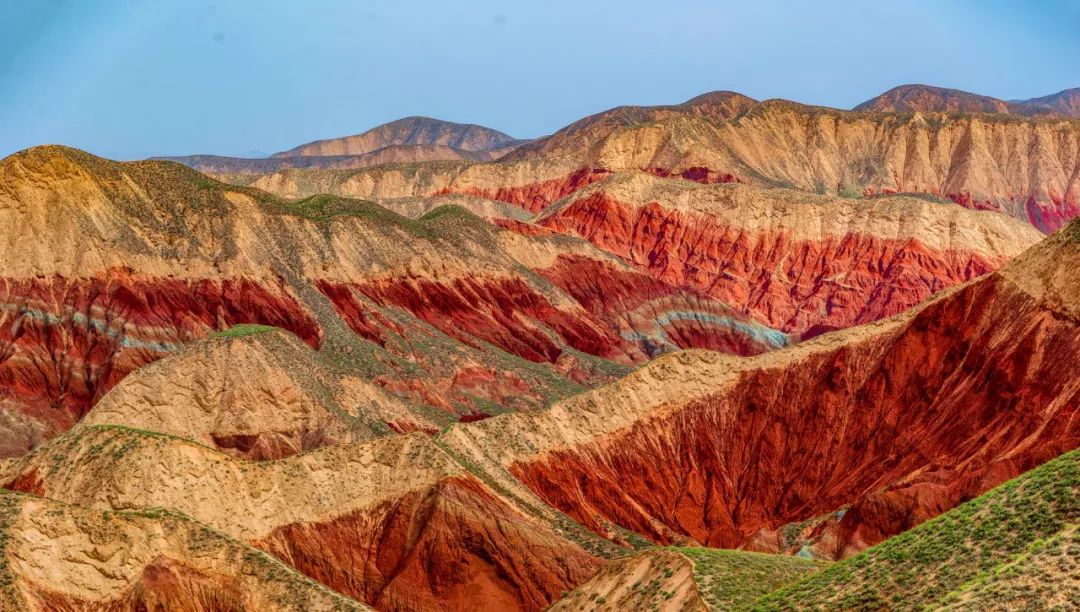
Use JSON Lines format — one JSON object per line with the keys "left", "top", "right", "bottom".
{"left": 274, "top": 116, "right": 526, "bottom": 158}
{"left": 856, "top": 84, "right": 1080, "bottom": 118}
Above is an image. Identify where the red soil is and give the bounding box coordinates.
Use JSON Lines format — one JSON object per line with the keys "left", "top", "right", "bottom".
{"left": 257, "top": 475, "right": 602, "bottom": 611}
{"left": 539, "top": 192, "right": 1005, "bottom": 334}
{"left": 537, "top": 254, "right": 786, "bottom": 356}
{"left": 643, "top": 166, "right": 742, "bottom": 185}
{"left": 510, "top": 272, "right": 1080, "bottom": 559}
{"left": 25, "top": 558, "right": 251, "bottom": 611}
{"left": 321, "top": 276, "right": 624, "bottom": 363}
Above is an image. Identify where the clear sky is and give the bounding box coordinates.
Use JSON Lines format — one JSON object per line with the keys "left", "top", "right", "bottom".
{"left": 2, "top": 0, "right": 1078, "bottom": 159}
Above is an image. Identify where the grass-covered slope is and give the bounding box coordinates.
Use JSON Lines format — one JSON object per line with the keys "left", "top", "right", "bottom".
{"left": 674, "top": 548, "right": 827, "bottom": 610}
{"left": 549, "top": 547, "right": 826, "bottom": 612}
{"left": 756, "top": 447, "right": 1080, "bottom": 610}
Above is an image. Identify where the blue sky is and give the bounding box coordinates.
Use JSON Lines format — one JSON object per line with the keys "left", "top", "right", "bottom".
{"left": 2, "top": 0, "right": 1077, "bottom": 159}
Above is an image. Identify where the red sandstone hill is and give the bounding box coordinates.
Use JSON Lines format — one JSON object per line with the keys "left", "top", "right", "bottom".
{"left": 856, "top": 84, "right": 1080, "bottom": 118}
{"left": 0, "top": 146, "right": 791, "bottom": 457}
{"left": 439, "top": 213, "right": 1080, "bottom": 563}
{"left": 242, "top": 95, "right": 1080, "bottom": 232}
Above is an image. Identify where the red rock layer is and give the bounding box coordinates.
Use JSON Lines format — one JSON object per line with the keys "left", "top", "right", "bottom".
{"left": 0, "top": 272, "right": 320, "bottom": 441}
{"left": 257, "top": 475, "right": 602, "bottom": 612}
{"left": 314, "top": 280, "right": 403, "bottom": 347}
{"left": 435, "top": 168, "right": 610, "bottom": 213}
{"left": 536, "top": 254, "right": 787, "bottom": 357}
{"left": 510, "top": 272, "right": 1080, "bottom": 559}
{"left": 643, "top": 166, "right": 742, "bottom": 185}
{"left": 24, "top": 558, "right": 254, "bottom": 611}
{"left": 539, "top": 192, "right": 1004, "bottom": 334}
{"left": 319, "top": 277, "right": 623, "bottom": 363}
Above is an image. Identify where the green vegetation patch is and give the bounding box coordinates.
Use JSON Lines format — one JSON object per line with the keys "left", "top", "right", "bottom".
{"left": 756, "top": 448, "right": 1080, "bottom": 610}
{"left": 672, "top": 547, "right": 827, "bottom": 610}
{"left": 210, "top": 323, "right": 280, "bottom": 339}
{"left": 0, "top": 493, "right": 23, "bottom": 606}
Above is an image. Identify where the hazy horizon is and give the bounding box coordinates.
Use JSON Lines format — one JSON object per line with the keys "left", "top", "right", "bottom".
{"left": 3, "top": 0, "right": 1078, "bottom": 160}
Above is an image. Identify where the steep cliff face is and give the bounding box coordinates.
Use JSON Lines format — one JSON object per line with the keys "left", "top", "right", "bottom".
{"left": 0, "top": 428, "right": 602, "bottom": 612}
{"left": 533, "top": 173, "right": 1041, "bottom": 335}
{"left": 0, "top": 490, "right": 366, "bottom": 611}
{"left": 246, "top": 100, "right": 1080, "bottom": 232}
{"left": 440, "top": 217, "right": 1080, "bottom": 562}
{"left": 273, "top": 116, "right": 525, "bottom": 158}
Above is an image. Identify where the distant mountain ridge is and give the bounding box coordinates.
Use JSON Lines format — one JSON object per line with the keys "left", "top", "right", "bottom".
{"left": 157, "top": 116, "right": 529, "bottom": 175}
{"left": 273, "top": 115, "right": 527, "bottom": 157}
{"left": 855, "top": 83, "right": 1080, "bottom": 117}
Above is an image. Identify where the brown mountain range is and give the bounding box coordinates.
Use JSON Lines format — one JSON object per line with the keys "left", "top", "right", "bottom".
{"left": 239, "top": 92, "right": 1080, "bottom": 232}
{"left": 855, "top": 83, "right": 1080, "bottom": 117}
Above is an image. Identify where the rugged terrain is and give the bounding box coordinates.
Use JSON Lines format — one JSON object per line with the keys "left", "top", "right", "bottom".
{"left": 82, "top": 326, "right": 435, "bottom": 459}
{"left": 0, "top": 426, "right": 607, "bottom": 611}
{"left": 549, "top": 447, "right": 1078, "bottom": 611}
{"left": 530, "top": 172, "right": 1039, "bottom": 334}
{"left": 1, "top": 146, "right": 799, "bottom": 457}
{"left": 550, "top": 548, "right": 826, "bottom": 611}
{"left": 2, "top": 85, "right": 1079, "bottom": 612}
{"left": 438, "top": 212, "right": 1080, "bottom": 562}
{"left": 757, "top": 447, "right": 1080, "bottom": 610}
{"left": 238, "top": 92, "right": 1080, "bottom": 232}
{"left": 0, "top": 490, "right": 366, "bottom": 611}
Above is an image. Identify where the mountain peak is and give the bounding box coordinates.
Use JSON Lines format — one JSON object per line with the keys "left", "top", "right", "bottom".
{"left": 271, "top": 116, "right": 522, "bottom": 158}
{"left": 854, "top": 84, "right": 1011, "bottom": 114}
